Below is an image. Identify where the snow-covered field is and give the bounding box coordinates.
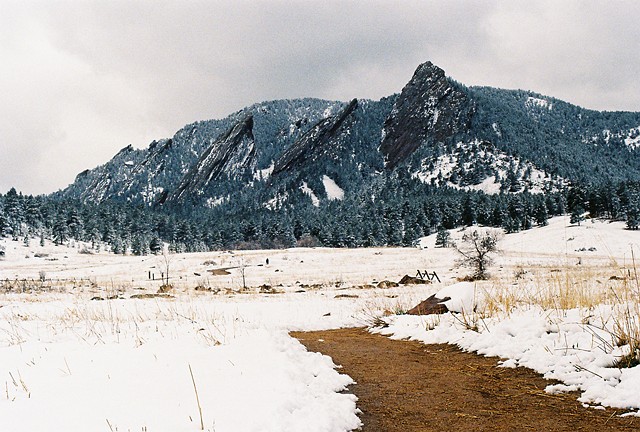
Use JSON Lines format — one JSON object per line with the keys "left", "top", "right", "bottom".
{"left": 1, "top": 216, "right": 640, "bottom": 430}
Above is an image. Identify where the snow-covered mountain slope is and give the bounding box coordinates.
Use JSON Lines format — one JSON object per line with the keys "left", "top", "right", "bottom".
{"left": 57, "top": 61, "right": 640, "bottom": 210}
{"left": 413, "top": 140, "right": 566, "bottom": 194}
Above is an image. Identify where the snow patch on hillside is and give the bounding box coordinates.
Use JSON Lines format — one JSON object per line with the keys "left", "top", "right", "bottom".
{"left": 413, "top": 141, "right": 564, "bottom": 194}
{"left": 322, "top": 175, "right": 344, "bottom": 201}
{"left": 526, "top": 96, "right": 553, "bottom": 111}
{"left": 139, "top": 185, "right": 165, "bottom": 206}
{"left": 300, "top": 182, "right": 320, "bottom": 207}
{"left": 584, "top": 126, "right": 640, "bottom": 149}
{"left": 466, "top": 175, "right": 502, "bottom": 194}
{"left": 254, "top": 162, "right": 275, "bottom": 181}
{"left": 206, "top": 195, "right": 228, "bottom": 208}
{"left": 265, "top": 191, "right": 288, "bottom": 210}
{"left": 625, "top": 126, "right": 640, "bottom": 149}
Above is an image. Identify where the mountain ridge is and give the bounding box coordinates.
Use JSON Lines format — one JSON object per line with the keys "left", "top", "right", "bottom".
{"left": 58, "top": 61, "right": 640, "bottom": 211}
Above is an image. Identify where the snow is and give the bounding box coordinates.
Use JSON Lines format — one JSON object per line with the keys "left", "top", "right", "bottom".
{"left": 0, "top": 241, "right": 437, "bottom": 432}
{"left": 434, "top": 282, "right": 479, "bottom": 313}
{"left": 254, "top": 162, "right": 275, "bottom": 181}
{"left": 413, "top": 140, "right": 564, "bottom": 194}
{"left": 0, "top": 303, "right": 361, "bottom": 431}
{"left": 624, "top": 126, "right": 640, "bottom": 149}
{"left": 466, "top": 175, "right": 502, "bottom": 194}
{"left": 205, "top": 195, "right": 227, "bottom": 208}
{"left": 492, "top": 122, "right": 502, "bottom": 137}
{"left": 377, "top": 305, "right": 640, "bottom": 414}
{"left": 383, "top": 217, "right": 640, "bottom": 416}
{"left": 322, "top": 175, "right": 344, "bottom": 201}
{"left": 526, "top": 96, "right": 553, "bottom": 111}
{"left": 585, "top": 127, "right": 640, "bottom": 149}
{"left": 301, "top": 181, "right": 320, "bottom": 207}
{"left": 264, "top": 191, "right": 288, "bottom": 210}
{"left": 2, "top": 216, "right": 640, "bottom": 428}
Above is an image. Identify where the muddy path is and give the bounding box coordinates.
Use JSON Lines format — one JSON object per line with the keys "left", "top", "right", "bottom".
{"left": 291, "top": 328, "right": 639, "bottom": 432}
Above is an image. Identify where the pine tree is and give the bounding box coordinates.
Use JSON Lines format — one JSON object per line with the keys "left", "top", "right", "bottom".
{"left": 150, "top": 236, "right": 163, "bottom": 254}
{"left": 626, "top": 191, "right": 640, "bottom": 230}
{"left": 533, "top": 200, "right": 549, "bottom": 227}
{"left": 52, "top": 216, "right": 69, "bottom": 245}
{"left": 461, "top": 196, "right": 477, "bottom": 227}
{"left": 435, "top": 226, "right": 451, "bottom": 248}
{"left": 570, "top": 205, "right": 585, "bottom": 226}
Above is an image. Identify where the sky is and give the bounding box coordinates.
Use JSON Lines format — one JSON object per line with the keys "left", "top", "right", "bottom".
{"left": 2, "top": 1, "right": 640, "bottom": 195}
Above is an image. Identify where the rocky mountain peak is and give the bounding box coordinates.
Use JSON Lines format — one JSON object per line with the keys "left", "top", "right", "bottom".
{"left": 272, "top": 99, "right": 359, "bottom": 175}
{"left": 165, "top": 114, "right": 256, "bottom": 204}
{"left": 379, "top": 61, "right": 475, "bottom": 169}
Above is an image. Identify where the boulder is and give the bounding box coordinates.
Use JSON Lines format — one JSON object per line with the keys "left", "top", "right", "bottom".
{"left": 377, "top": 280, "right": 400, "bottom": 288}
{"left": 398, "top": 275, "right": 431, "bottom": 285}
{"left": 406, "top": 293, "right": 451, "bottom": 315}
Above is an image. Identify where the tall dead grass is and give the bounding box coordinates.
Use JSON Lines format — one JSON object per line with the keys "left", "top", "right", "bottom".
{"left": 480, "top": 259, "right": 640, "bottom": 368}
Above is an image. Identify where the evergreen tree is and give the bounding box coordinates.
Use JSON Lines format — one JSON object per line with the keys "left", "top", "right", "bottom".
{"left": 533, "top": 199, "right": 549, "bottom": 226}
{"left": 52, "top": 216, "right": 69, "bottom": 245}
{"left": 626, "top": 191, "right": 640, "bottom": 230}
{"left": 570, "top": 205, "right": 585, "bottom": 226}
{"left": 435, "top": 226, "right": 451, "bottom": 248}
{"left": 461, "top": 196, "right": 477, "bottom": 226}
{"left": 150, "top": 236, "right": 163, "bottom": 254}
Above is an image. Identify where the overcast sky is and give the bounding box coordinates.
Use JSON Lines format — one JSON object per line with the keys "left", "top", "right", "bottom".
{"left": 2, "top": 1, "right": 640, "bottom": 195}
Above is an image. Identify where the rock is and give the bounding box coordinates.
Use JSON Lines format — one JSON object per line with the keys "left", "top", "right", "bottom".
{"left": 130, "top": 293, "right": 174, "bottom": 299}
{"left": 379, "top": 61, "right": 474, "bottom": 168}
{"left": 406, "top": 293, "right": 451, "bottom": 315}
{"left": 157, "top": 284, "right": 173, "bottom": 293}
{"left": 167, "top": 115, "right": 256, "bottom": 203}
{"left": 208, "top": 268, "right": 231, "bottom": 276}
{"left": 272, "top": 99, "right": 359, "bottom": 175}
{"left": 398, "top": 275, "right": 431, "bottom": 285}
{"left": 259, "top": 284, "right": 277, "bottom": 294}
{"left": 334, "top": 294, "right": 359, "bottom": 299}
{"left": 377, "top": 280, "right": 400, "bottom": 289}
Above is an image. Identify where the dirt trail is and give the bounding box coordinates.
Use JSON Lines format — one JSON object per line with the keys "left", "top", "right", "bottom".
{"left": 291, "top": 328, "right": 639, "bottom": 432}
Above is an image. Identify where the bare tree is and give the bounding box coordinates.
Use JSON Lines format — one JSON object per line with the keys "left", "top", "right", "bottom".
{"left": 157, "top": 246, "right": 173, "bottom": 288}
{"left": 455, "top": 229, "right": 502, "bottom": 280}
{"left": 237, "top": 256, "right": 248, "bottom": 291}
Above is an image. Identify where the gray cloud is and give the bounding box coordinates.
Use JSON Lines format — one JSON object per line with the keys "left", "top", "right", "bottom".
{"left": 1, "top": 1, "right": 640, "bottom": 194}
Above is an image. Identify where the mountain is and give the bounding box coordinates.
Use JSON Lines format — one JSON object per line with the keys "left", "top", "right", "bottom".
{"left": 7, "top": 60, "right": 640, "bottom": 252}
{"left": 380, "top": 61, "right": 474, "bottom": 169}
{"left": 59, "top": 61, "right": 640, "bottom": 210}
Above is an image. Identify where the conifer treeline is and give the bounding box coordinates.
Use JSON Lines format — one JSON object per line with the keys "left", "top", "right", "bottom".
{"left": 1, "top": 181, "right": 639, "bottom": 255}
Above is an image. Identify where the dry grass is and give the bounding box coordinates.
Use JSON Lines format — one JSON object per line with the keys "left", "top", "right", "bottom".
{"left": 478, "top": 259, "right": 640, "bottom": 368}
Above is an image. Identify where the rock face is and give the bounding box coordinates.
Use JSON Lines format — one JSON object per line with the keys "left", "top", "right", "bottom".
{"left": 272, "top": 99, "right": 359, "bottom": 175}
{"left": 379, "top": 61, "right": 475, "bottom": 169}
{"left": 166, "top": 115, "right": 256, "bottom": 203}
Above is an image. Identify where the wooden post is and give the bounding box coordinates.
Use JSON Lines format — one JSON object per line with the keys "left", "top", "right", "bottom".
{"left": 431, "top": 272, "right": 441, "bottom": 283}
